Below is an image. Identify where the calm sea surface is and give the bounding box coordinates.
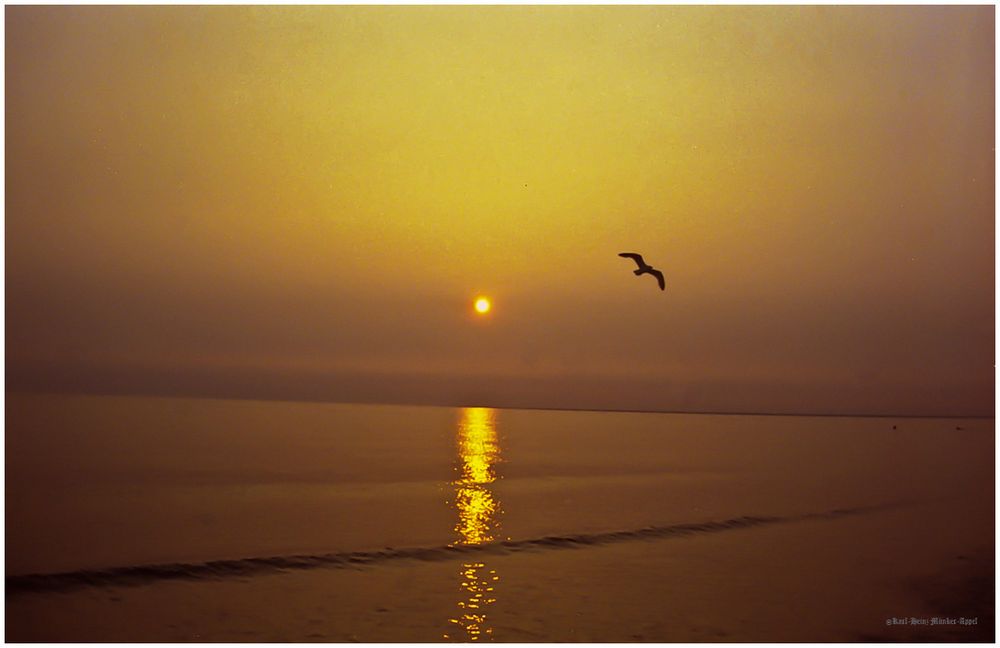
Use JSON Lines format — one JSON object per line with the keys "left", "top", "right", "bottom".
{"left": 6, "top": 392, "right": 993, "bottom": 576}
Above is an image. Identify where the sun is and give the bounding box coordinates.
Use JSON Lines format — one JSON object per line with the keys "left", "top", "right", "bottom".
{"left": 474, "top": 297, "right": 491, "bottom": 315}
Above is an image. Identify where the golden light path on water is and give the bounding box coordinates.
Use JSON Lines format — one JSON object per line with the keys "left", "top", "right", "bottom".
{"left": 445, "top": 407, "right": 502, "bottom": 641}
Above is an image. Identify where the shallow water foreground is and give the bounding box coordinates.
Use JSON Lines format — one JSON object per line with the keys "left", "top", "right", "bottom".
{"left": 6, "top": 393, "right": 994, "bottom": 641}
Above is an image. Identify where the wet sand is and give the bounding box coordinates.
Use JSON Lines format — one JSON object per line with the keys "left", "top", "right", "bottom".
{"left": 7, "top": 498, "right": 992, "bottom": 642}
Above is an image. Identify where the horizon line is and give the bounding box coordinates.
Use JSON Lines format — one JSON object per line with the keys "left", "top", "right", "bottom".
{"left": 5, "top": 387, "right": 993, "bottom": 421}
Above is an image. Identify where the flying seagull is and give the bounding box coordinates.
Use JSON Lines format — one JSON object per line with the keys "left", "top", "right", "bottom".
{"left": 618, "top": 252, "right": 665, "bottom": 291}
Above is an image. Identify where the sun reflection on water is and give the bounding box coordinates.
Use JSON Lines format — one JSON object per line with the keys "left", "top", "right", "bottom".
{"left": 445, "top": 407, "right": 502, "bottom": 642}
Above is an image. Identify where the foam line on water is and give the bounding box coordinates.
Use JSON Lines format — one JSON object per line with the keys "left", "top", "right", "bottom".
{"left": 6, "top": 503, "right": 898, "bottom": 594}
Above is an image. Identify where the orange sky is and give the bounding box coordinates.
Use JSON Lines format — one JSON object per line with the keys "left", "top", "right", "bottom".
{"left": 6, "top": 6, "right": 994, "bottom": 415}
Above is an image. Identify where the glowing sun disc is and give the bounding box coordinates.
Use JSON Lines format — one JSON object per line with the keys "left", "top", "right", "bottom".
{"left": 474, "top": 297, "right": 491, "bottom": 314}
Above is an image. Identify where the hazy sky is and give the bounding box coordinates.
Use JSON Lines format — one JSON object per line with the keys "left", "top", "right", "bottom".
{"left": 6, "top": 6, "right": 994, "bottom": 415}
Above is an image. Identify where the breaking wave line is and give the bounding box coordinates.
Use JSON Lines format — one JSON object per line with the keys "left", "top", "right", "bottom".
{"left": 7, "top": 503, "right": 898, "bottom": 594}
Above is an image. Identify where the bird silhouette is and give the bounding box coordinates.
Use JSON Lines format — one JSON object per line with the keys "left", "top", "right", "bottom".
{"left": 618, "top": 252, "right": 665, "bottom": 291}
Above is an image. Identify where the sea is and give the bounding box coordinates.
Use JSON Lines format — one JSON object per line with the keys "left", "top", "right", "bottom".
{"left": 7, "top": 391, "right": 992, "bottom": 581}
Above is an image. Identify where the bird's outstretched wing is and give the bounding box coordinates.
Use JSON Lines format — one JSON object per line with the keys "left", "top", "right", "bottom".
{"left": 618, "top": 252, "right": 645, "bottom": 268}
{"left": 648, "top": 268, "right": 665, "bottom": 291}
